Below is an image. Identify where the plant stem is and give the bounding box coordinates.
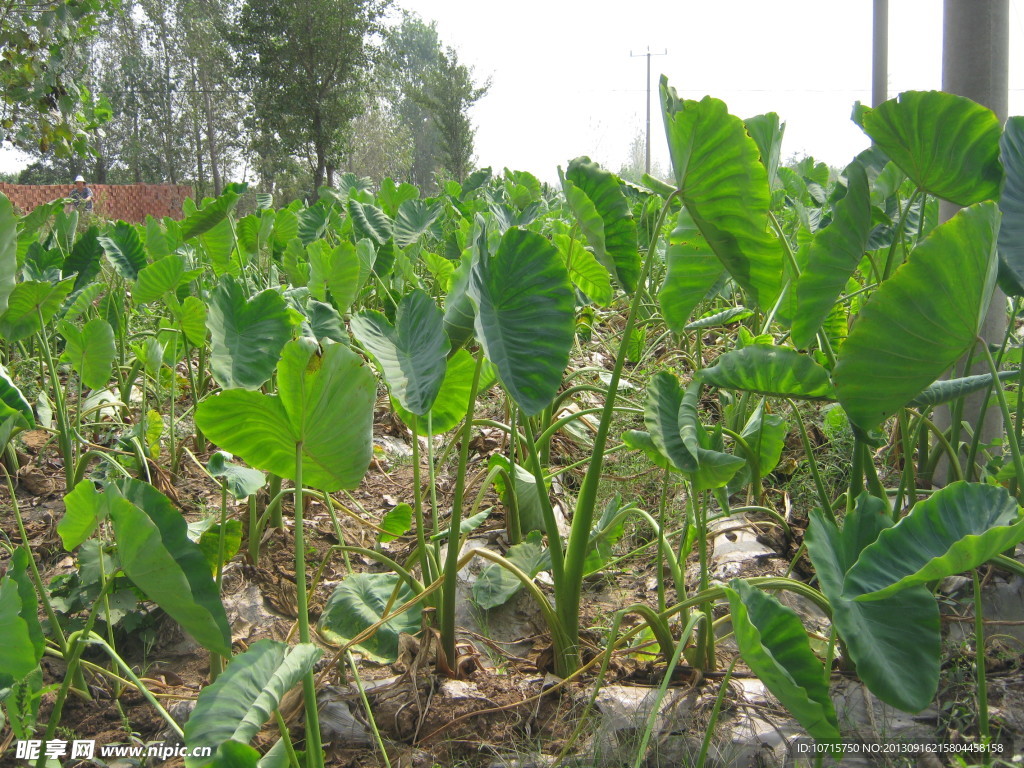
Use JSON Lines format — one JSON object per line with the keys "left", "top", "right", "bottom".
{"left": 292, "top": 442, "right": 324, "bottom": 768}
{"left": 560, "top": 190, "right": 681, "bottom": 674}
{"left": 440, "top": 352, "right": 484, "bottom": 668}
{"left": 973, "top": 569, "right": 991, "bottom": 762}
{"left": 981, "top": 339, "right": 1024, "bottom": 501}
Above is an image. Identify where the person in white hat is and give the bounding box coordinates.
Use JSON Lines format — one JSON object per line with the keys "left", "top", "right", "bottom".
{"left": 69, "top": 175, "right": 94, "bottom": 212}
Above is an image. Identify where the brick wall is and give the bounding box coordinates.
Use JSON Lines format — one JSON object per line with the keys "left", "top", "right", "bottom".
{"left": 0, "top": 183, "right": 193, "bottom": 223}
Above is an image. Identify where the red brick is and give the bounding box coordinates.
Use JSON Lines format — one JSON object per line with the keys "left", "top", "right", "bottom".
{"left": 0, "top": 183, "right": 194, "bottom": 223}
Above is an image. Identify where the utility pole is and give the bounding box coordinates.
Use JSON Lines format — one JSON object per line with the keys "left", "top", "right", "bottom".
{"left": 630, "top": 48, "right": 668, "bottom": 175}
{"left": 872, "top": 0, "right": 888, "bottom": 107}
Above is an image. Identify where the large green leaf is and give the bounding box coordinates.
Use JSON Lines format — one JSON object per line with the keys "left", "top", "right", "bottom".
{"left": 805, "top": 497, "right": 940, "bottom": 712}
{"left": 489, "top": 454, "right": 546, "bottom": 535}
{"left": 394, "top": 199, "right": 442, "bottom": 248}
{"left": 553, "top": 233, "right": 613, "bottom": 306}
{"left": 563, "top": 157, "right": 640, "bottom": 292}
{"left": 744, "top": 112, "right": 785, "bottom": 185}
{"left": 109, "top": 481, "right": 231, "bottom": 657}
{"left": 678, "top": 382, "right": 746, "bottom": 490}
{"left": 98, "top": 221, "right": 147, "bottom": 280}
{"left": 378, "top": 178, "right": 419, "bottom": 217}
{"left": 174, "top": 295, "right": 209, "bottom": 347}
{"left": 208, "top": 452, "right": 267, "bottom": 501}
{"left": 700, "top": 345, "right": 835, "bottom": 400}
{"left": 861, "top": 91, "right": 1002, "bottom": 206}
{"left": 469, "top": 228, "right": 574, "bottom": 416}
{"left": 351, "top": 289, "right": 449, "bottom": 415}
{"left": 909, "top": 370, "right": 1018, "bottom": 408}
{"left": 59, "top": 318, "right": 115, "bottom": 390}
{"left": 0, "top": 547, "right": 44, "bottom": 681}
{"left": 0, "top": 365, "right": 33, "bottom": 427}
{"left": 660, "top": 80, "right": 784, "bottom": 310}
{"left": 0, "top": 278, "right": 75, "bottom": 341}
{"left": 792, "top": 163, "right": 872, "bottom": 348}
{"left": 308, "top": 241, "right": 360, "bottom": 312}
{"left": 347, "top": 200, "right": 393, "bottom": 246}
{"left": 735, "top": 400, "right": 787, "bottom": 481}
{"left": 392, "top": 348, "right": 483, "bottom": 434}
{"left": 318, "top": 573, "right": 421, "bottom": 661}
{"left": 845, "top": 482, "right": 1024, "bottom": 601}
{"left": 644, "top": 371, "right": 697, "bottom": 473}
{"left": 180, "top": 187, "right": 242, "bottom": 241}
{"left": 202, "top": 218, "right": 240, "bottom": 277}
{"left": 832, "top": 202, "right": 999, "bottom": 432}
{"left": 0, "top": 193, "right": 17, "bottom": 315}
{"left": 442, "top": 252, "right": 477, "bottom": 350}
{"left": 726, "top": 580, "right": 839, "bottom": 743}
{"left": 997, "top": 116, "right": 1024, "bottom": 295}
{"left": 58, "top": 480, "right": 106, "bottom": 550}
{"left": 195, "top": 339, "right": 375, "bottom": 492}
{"left": 473, "top": 531, "right": 547, "bottom": 610}
{"left": 184, "top": 640, "right": 320, "bottom": 767}
{"left": 134, "top": 254, "right": 188, "bottom": 304}
{"left": 206, "top": 276, "right": 293, "bottom": 391}
{"left": 62, "top": 225, "right": 104, "bottom": 291}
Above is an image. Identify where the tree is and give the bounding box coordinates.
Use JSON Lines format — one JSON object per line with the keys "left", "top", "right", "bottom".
{"left": 231, "top": 0, "right": 388, "bottom": 198}
{"left": 380, "top": 12, "right": 441, "bottom": 189}
{"left": 412, "top": 46, "right": 488, "bottom": 183}
{"left": 343, "top": 97, "right": 412, "bottom": 183}
{"left": 0, "top": 0, "right": 113, "bottom": 156}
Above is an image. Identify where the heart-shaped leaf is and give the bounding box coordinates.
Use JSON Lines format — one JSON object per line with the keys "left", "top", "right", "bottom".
{"left": 0, "top": 365, "right": 34, "bottom": 427}
{"left": 726, "top": 579, "right": 839, "bottom": 743}
{"left": 134, "top": 254, "right": 189, "bottom": 304}
{"left": 469, "top": 228, "right": 574, "bottom": 416}
{"left": 700, "top": 345, "right": 835, "bottom": 400}
{"left": 59, "top": 318, "right": 115, "bottom": 390}
{"left": 317, "top": 572, "right": 421, "bottom": 661}
{"left": 61, "top": 225, "right": 104, "bottom": 291}
{"left": 861, "top": 91, "right": 1002, "bottom": 206}
{"left": 206, "top": 276, "right": 294, "bottom": 390}
{"left": 180, "top": 186, "right": 243, "bottom": 241}
{"left": 394, "top": 199, "right": 442, "bottom": 248}
{"left": 207, "top": 452, "right": 267, "bottom": 500}
{"left": 110, "top": 480, "right": 232, "bottom": 657}
{"left": 563, "top": 157, "right": 640, "bottom": 292}
{"left": 195, "top": 339, "right": 375, "bottom": 492}
{"left": 845, "top": 482, "right": 1024, "bottom": 601}
{"left": 184, "top": 640, "right": 319, "bottom": 767}
{"left": 391, "top": 348, "right": 489, "bottom": 434}
{"left": 0, "top": 278, "right": 75, "bottom": 341}
{"left": 832, "top": 202, "right": 999, "bottom": 432}
{"left": 98, "top": 221, "right": 147, "bottom": 280}
{"left": 805, "top": 497, "right": 940, "bottom": 712}
{"left": 792, "top": 162, "right": 872, "bottom": 348}
{"left": 660, "top": 80, "right": 785, "bottom": 311}
{"left": 351, "top": 289, "right": 449, "bottom": 416}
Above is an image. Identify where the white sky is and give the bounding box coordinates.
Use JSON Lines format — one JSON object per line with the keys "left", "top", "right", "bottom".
{"left": 3, "top": 1, "right": 1024, "bottom": 182}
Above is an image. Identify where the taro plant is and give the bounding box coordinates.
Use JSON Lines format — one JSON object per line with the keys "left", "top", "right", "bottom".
{"left": 195, "top": 338, "right": 376, "bottom": 767}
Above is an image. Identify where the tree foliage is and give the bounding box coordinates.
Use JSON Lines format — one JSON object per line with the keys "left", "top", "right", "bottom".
{"left": 0, "top": 0, "right": 113, "bottom": 156}
{"left": 231, "top": 0, "right": 388, "bottom": 198}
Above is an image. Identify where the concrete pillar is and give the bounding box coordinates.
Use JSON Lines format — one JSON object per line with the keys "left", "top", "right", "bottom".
{"left": 936, "top": 0, "right": 1009, "bottom": 482}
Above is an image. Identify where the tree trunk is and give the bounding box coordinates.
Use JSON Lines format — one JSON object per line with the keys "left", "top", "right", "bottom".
{"left": 201, "top": 69, "right": 221, "bottom": 196}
